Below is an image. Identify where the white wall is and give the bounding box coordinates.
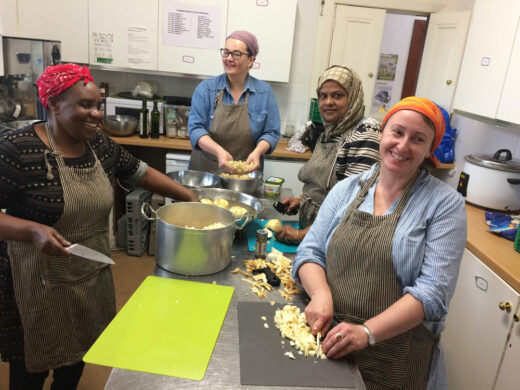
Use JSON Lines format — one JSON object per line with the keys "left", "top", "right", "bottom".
{"left": 373, "top": 13, "right": 426, "bottom": 111}
{"left": 91, "top": 0, "right": 320, "bottom": 137}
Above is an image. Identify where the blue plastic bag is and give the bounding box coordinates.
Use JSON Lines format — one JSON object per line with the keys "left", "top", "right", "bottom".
{"left": 485, "top": 211, "right": 518, "bottom": 241}
{"left": 433, "top": 104, "right": 456, "bottom": 163}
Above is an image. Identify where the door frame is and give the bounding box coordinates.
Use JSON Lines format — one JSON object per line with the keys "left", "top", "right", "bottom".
{"left": 309, "top": 0, "right": 449, "bottom": 99}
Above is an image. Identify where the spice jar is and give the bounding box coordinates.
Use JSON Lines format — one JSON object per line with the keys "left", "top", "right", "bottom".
{"left": 255, "top": 229, "right": 268, "bottom": 259}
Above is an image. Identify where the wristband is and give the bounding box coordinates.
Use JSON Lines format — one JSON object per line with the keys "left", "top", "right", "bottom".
{"left": 361, "top": 324, "right": 376, "bottom": 346}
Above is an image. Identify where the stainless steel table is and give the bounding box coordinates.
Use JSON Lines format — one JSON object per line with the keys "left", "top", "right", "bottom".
{"left": 105, "top": 191, "right": 365, "bottom": 390}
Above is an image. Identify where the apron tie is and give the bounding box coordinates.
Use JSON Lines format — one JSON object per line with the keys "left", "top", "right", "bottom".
{"left": 43, "top": 149, "right": 60, "bottom": 180}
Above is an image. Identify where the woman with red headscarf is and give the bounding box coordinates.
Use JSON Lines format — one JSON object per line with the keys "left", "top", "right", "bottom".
{"left": 0, "top": 63, "right": 197, "bottom": 389}
{"left": 292, "top": 97, "right": 467, "bottom": 389}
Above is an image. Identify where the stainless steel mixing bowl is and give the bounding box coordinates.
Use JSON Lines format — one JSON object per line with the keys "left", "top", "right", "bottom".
{"left": 218, "top": 170, "right": 263, "bottom": 195}
{"left": 102, "top": 115, "right": 138, "bottom": 136}
{"left": 167, "top": 170, "right": 221, "bottom": 189}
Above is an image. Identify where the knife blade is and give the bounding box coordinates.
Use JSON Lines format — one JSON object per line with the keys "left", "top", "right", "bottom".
{"left": 66, "top": 244, "right": 115, "bottom": 264}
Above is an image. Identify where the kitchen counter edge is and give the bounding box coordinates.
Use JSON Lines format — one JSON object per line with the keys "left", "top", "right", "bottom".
{"left": 465, "top": 203, "right": 520, "bottom": 292}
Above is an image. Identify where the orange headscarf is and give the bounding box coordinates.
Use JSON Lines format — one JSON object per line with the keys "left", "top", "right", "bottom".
{"left": 381, "top": 96, "right": 445, "bottom": 167}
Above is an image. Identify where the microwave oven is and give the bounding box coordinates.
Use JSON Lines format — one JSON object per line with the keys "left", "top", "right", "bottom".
{"left": 105, "top": 97, "right": 164, "bottom": 135}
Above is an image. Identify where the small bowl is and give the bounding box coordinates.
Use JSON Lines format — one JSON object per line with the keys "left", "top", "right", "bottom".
{"left": 219, "top": 170, "right": 263, "bottom": 195}
{"left": 102, "top": 115, "right": 138, "bottom": 137}
{"left": 167, "top": 170, "right": 221, "bottom": 189}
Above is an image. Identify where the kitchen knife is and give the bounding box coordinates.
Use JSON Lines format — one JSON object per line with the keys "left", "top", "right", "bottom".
{"left": 66, "top": 244, "right": 115, "bottom": 264}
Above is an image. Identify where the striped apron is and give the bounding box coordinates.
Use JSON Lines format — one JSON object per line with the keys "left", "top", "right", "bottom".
{"left": 298, "top": 130, "right": 349, "bottom": 228}
{"left": 190, "top": 89, "right": 256, "bottom": 174}
{"left": 7, "top": 126, "right": 115, "bottom": 372}
{"left": 326, "top": 166, "right": 438, "bottom": 390}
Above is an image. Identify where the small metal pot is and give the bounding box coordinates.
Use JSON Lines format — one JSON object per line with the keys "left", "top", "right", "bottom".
{"left": 142, "top": 202, "right": 235, "bottom": 275}
{"left": 219, "top": 170, "right": 263, "bottom": 195}
{"left": 167, "top": 170, "right": 221, "bottom": 189}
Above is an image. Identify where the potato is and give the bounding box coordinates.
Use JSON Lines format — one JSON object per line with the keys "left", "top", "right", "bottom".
{"left": 265, "top": 219, "right": 282, "bottom": 231}
{"left": 214, "top": 198, "right": 229, "bottom": 208}
{"left": 200, "top": 198, "right": 213, "bottom": 205}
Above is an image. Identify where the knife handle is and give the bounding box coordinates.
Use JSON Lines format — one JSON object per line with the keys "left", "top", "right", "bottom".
{"left": 252, "top": 267, "right": 281, "bottom": 286}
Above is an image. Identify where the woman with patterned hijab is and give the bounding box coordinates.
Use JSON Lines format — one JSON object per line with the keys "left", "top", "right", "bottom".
{"left": 293, "top": 97, "right": 467, "bottom": 389}
{"left": 0, "top": 63, "right": 197, "bottom": 389}
{"left": 275, "top": 65, "right": 380, "bottom": 243}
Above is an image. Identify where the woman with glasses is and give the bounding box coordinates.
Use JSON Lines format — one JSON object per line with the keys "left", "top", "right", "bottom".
{"left": 188, "top": 30, "right": 280, "bottom": 174}
{"left": 275, "top": 66, "right": 380, "bottom": 243}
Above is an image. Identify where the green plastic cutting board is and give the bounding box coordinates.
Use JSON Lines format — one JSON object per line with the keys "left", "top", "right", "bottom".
{"left": 83, "top": 276, "right": 234, "bottom": 380}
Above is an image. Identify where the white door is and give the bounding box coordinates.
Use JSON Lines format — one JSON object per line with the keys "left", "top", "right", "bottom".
{"left": 415, "top": 11, "right": 470, "bottom": 111}
{"left": 494, "top": 308, "right": 520, "bottom": 390}
{"left": 329, "top": 5, "right": 386, "bottom": 115}
{"left": 442, "top": 249, "right": 518, "bottom": 390}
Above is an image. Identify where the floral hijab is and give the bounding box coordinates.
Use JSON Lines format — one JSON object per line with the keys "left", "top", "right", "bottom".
{"left": 317, "top": 65, "right": 364, "bottom": 139}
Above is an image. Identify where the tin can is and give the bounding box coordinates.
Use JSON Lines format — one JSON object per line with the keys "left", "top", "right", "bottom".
{"left": 255, "top": 229, "right": 269, "bottom": 259}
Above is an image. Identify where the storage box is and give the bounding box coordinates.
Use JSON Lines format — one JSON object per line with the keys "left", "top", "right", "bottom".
{"left": 264, "top": 176, "right": 285, "bottom": 197}
{"left": 164, "top": 104, "right": 190, "bottom": 139}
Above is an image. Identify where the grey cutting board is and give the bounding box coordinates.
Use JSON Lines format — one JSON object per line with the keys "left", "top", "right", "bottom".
{"left": 238, "top": 301, "right": 362, "bottom": 388}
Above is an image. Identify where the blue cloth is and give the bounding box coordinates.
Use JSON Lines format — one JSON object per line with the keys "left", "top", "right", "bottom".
{"left": 188, "top": 73, "right": 280, "bottom": 154}
{"left": 293, "top": 164, "right": 467, "bottom": 389}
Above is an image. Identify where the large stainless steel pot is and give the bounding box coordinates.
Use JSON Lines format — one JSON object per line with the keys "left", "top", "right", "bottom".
{"left": 191, "top": 187, "right": 264, "bottom": 228}
{"left": 141, "top": 202, "right": 235, "bottom": 275}
{"left": 459, "top": 149, "right": 520, "bottom": 211}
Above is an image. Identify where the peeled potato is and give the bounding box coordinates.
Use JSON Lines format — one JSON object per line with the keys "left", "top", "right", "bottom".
{"left": 214, "top": 198, "right": 229, "bottom": 208}
{"left": 200, "top": 198, "right": 213, "bottom": 205}
{"left": 229, "top": 205, "right": 248, "bottom": 218}
{"left": 265, "top": 219, "right": 282, "bottom": 231}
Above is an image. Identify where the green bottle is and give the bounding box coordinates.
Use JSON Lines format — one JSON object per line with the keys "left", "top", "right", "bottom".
{"left": 150, "top": 101, "right": 160, "bottom": 139}
{"left": 139, "top": 100, "right": 148, "bottom": 138}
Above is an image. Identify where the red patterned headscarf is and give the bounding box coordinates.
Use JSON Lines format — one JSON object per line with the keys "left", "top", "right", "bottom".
{"left": 36, "top": 63, "right": 94, "bottom": 109}
{"left": 381, "top": 96, "right": 445, "bottom": 167}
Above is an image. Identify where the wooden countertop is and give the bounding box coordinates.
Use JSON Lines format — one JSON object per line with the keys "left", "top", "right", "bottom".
{"left": 465, "top": 203, "right": 520, "bottom": 292}
{"left": 108, "top": 136, "right": 312, "bottom": 160}
{"left": 109, "top": 135, "right": 456, "bottom": 169}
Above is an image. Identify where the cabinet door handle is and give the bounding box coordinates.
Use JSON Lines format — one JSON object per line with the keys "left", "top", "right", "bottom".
{"left": 499, "top": 301, "right": 512, "bottom": 312}
{"left": 368, "top": 72, "right": 374, "bottom": 78}
{"left": 514, "top": 314, "right": 520, "bottom": 322}
{"left": 446, "top": 79, "right": 452, "bottom": 85}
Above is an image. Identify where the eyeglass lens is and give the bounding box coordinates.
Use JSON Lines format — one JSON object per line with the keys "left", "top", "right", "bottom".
{"left": 220, "top": 49, "right": 243, "bottom": 60}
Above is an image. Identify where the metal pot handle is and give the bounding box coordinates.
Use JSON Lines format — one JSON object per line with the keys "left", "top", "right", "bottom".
{"left": 234, "top": 213, "right": 251, "bottom": 231}
{"left": 141, "top": 202, "right": 158, "bottom": 221}
{"left": 507, "top": 178, "right": 520, "bottom": 185}
{"left": 493, "top": 149, "right": 512, "bottom": 161}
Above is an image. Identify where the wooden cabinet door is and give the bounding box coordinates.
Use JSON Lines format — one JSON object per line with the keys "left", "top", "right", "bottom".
{"left": 415, "top": 11, "right": 470, "bottom": 111}
{"left": 442, "top": 249, "right": 518, "bottom": 390}
{"left": 494, "top": 306, "right": 520, "bottom": 390}
{"left": 496, "top": 20, "right": 520, "bottom": 125}
{"left": 452, "top": 0, "right": 520, "bottom": 118}
{"left": 226, "top": 0, "right": 297, "bottom": 83}
{"left": 17, "top": 0, "right": 89, "bottom": 64}
{"left": 89, "top": 0, "right": 158, "bottom": 70}
{"left": 157, "top": 0, "right": 228, "bottom": 76}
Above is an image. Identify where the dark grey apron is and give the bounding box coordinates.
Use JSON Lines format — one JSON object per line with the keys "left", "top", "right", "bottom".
{"left": 326, "top": 166, "right": 437, "bottom": 390}
{"left": 7, "top": 125, "right": 116, "bottom": 372}
{"left": 297, "top": 130, "right": 349, "bottom": 228}
{"left": 190, "top": 89, "right": 256, "bottom": 174}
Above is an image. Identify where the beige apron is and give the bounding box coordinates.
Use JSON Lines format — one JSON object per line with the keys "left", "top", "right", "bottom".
{"left": 297, "top": 131, "right": 349, "bottom": 228}
{"left": 326, "top": 166, "right": 438, "bottom": 390}
{"left": 190, "top": 89, "right": 256, "bottom": 174}
{"left": 7, "top": 125, "right": 116, "bottom": 372}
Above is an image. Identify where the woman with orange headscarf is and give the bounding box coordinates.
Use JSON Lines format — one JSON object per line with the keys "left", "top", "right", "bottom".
{"left": 293, "top": 97, "right": 467, "bottom": 389}
{"left": 0, "top": 63, "right": 197, "bottom": 389}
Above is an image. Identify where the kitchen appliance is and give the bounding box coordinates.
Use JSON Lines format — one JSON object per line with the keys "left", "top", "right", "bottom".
{"left": 458, "top": 149, "right": 520, "bottom": 211}
{"left": 83, "top": 276, "right": 234, "bottom": 380}
{"left": 141, "top": 202, "right": 236, "bottom": 275}
{"left": 105, "top": 96, "right": 164, "bottom": 135}
{"left": 0, "top": 36, "right": 61, "bottom": 123}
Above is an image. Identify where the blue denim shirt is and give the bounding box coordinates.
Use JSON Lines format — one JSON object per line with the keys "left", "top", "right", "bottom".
{"left": 188, "top": 73, "right": 280, "bottom": 154}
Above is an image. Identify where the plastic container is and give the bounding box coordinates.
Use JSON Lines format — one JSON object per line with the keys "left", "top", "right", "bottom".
{"left": 309, "top": 98, "right": 322, "bottom": 124}
{"left": 264, "top": 176, "right": 285, "bottom": 197}
{"left": 164, "top": 104, "right": 190, "bottom": 139}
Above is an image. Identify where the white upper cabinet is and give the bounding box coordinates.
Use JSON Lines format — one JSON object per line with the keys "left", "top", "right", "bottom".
{"left": 157, "top": 0, "right": 228, "bottom": 76}
{"left": 453, "top": 0, "right": 520, "bottom": 121}
{"left": 496, "top": 24, "right": 520, "bottom": 124}
{"left": 89, "top": 0, "right": 158, "bottom": 70}
{"left": 0, "top": 0, "right": 19, "bottom": 37}
{"left": 226, "top": 0, "right": 297, "bottom": 83}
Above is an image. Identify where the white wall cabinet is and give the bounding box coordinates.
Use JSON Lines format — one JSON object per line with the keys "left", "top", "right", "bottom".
{"left": 452, "top": 0, "right": 520, "bottom": 123}
{"left": 17, "top": 0, "right": 88, "bottom": 64}
{"left": 0, "top": 0, "right": 18, "bottom": 37}
{"left": 494, "top": 306, "right": 520, "bottom": 389}
{"left": 89, "top": 0, "right": 158, "bottom": 70}
{"left": 226, "top": 0, "right": 297, "bottom": 83}
{"left": 496, "top": 26, "right": 520, "bottom": 125}
{"left": 157, "top": 0, "right": 228, "bottom": 76}
{"left": 442, "top": 248, "right": 520, "bottom": 390}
